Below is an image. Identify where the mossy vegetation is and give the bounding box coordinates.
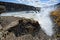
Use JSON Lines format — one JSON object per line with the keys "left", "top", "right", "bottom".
{"left": 51, "top": 9, "right": 60, "bottom": 38}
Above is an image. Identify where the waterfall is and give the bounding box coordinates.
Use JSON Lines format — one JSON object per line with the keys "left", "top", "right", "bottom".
{"left": 0, "top": 2, "right": 56, "bottom": 36}
{"left": 35, "top": 6, "right": 55, "bottom": 36}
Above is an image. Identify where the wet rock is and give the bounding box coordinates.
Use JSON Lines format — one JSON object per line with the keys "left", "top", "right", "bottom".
{"left": 0, "top": 1, "right": 40, "bottom": 14}
{"left": 0, "top": 25, "right": 2, "bottom": 30}
{"left": 8, "top": 17, "right": 40, "bottom": 37}
{"left": 0, "top": 16, "right": 59, "bottom": 40}
{"left": 17, "top": 34, "right": 34, "bottom": 40}
{"left": 0, "top": 16, "right": 19, "bottom": 31}
{"left": 0, "top": 16, "right": 40, "bottom": 37}
{"left": 0, "top": 5, "right": 6, "bottom": 14}
{"left": 0, "top": 32, "right": 3, "bottom": 38}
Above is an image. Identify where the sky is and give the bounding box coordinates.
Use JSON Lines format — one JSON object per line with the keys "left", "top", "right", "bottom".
{"left": 0, "top": 0, "right": 60, "bottom": 7}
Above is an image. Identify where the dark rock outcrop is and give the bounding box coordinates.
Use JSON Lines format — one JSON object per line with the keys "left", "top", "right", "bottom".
{"left": 0, "top": 1, "right": 40, "bottom": 14}
{"left": 0, "top": 16, "right": 40, "bottom": 37}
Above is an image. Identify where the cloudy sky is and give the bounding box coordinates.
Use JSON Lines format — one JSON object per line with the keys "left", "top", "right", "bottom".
{"left": 0, "top": 0, "right": 60, "bottom": 7}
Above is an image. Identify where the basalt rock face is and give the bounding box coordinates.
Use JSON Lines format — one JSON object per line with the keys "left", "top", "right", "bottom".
{"left": 7, "top": 17, "right": 40, "bottom": 37}
{"left": 0, "top": 1, "right": 40, "bottom": 14}
{"left": 51, "top": 8, "right": 60, "bottom": 38}
{"left": 0, "top": 16, "right": 41, "bottom": 40}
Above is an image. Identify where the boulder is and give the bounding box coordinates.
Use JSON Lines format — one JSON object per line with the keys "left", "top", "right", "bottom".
{"left": 0, "top": 16, "right": 40, "bottom": 37}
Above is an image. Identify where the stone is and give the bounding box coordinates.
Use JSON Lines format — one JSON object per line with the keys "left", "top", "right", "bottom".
{"left": 0, "top": 25, "right": 2, "bottom": 30}
{"left": 0, "top": 16, "right": 41, "bottom": 37}
{"left": 0, "top": 16, "right": 60, "bottom": 40}
{"left": 0, "top": 32, "right": 3, "bottom": 38}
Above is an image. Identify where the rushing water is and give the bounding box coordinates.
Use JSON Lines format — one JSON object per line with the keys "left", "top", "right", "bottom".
{"left": 36, "top": 6, "right": 55, "bottom": 36}
{"left": 0, "top": 5, "right": 56, "bottom": 36}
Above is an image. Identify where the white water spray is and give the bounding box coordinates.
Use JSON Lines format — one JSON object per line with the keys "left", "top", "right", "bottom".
{"left": 35, "top": 6, "right": 55, "bottom": 36}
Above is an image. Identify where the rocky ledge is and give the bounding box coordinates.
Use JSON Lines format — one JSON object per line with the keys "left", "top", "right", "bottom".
{"left": 0, "top": 16, "right": 41, "bottom": 40}
{"left": 0, "top": 16, "right": 60, "bottom": 40}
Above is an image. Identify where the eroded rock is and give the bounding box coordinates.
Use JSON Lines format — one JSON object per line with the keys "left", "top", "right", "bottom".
{"left": 0, "top": 16, "right": 40, "bottom": 37}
